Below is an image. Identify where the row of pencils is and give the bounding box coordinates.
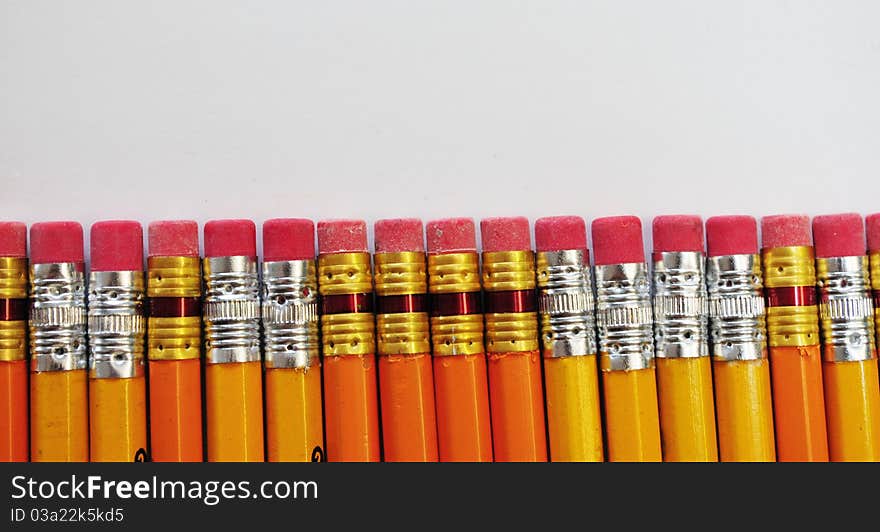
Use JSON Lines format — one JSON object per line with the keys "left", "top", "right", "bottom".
{"left": 1, "top": 212, "right": 879, "bottom": 462}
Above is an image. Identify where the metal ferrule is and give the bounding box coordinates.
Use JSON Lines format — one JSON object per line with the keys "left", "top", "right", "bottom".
{"left": 762, "top": 246, "right": 820, "bottom": 347}
{"left": 318, "top": 252, "right": 375, "bottom": 357}
{"left": 594, "top": 262, "right": 654, "bottom": 371}
{"left": 203, "top": 256, "right": 261, "bottom": 364}
{"left": 374, "top": 251, "right": 430, "bottom": 356}
{"left": 652, "top": 251, "right": 708, "bottom": 359}
{"left": 536, "top": 249, "right": 596, "bottom": 358}
{"left": 147, "top": 256, "right": 201, "bottom": 361}
{"left": 871, "top": 252, "right": 880, "bottom": 347}
{"left": 261, "top": 260, "right": 319, "bottom": 369}
{"left": 816, "top": 256, "right": 875, "bottom": 363}
{"left": 29, "top": 262, "right": 87, "bottom": 371}
{"left": 706, "top": 254, "right": 767, "bottom": 362}
{"left": 0, "top": 257, "right": 27, "bottom": 362}
{"left": 88, "top": 270, "right": 145, "bottom": 379}
{"left": 428, "top": 252, "right": 484, "bottom": 356}
{"left": 482, "top": 250, "right": 538, "bottom": 353}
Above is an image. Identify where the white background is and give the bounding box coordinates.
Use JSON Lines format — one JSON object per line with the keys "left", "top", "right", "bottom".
{"left": 2, "top": 1, "right": 879, "bottom": 254}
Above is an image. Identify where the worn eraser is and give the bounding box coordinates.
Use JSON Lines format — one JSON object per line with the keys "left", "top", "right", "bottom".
{"left": 535, "top": 216, "right": 587, "bottom": 252}
{"left": 812, "top": 213, "right": 865, "bottom": 259}
{"left": 480, "top": 217, "right": 531, "bottom": 252}
{"left": 591, "top": 216, "right": 645, "bottom": 265}
{"left": 705, "top": 216, "right": 758, "bottom": 257}
{"left": 652, "top": 215, "right": 704, "bottom": 253}
{"left": 761, "top": 215, "right": 812, "bottom": 249}
{"left": 426, "top": 218, "right": 476, "bottom": 254}
{"left": 317, "top": 219, "right": 368, "bottom": 254}
{"left": 263, "top": 218, "right": 315, "bottom": 262}
{"left": 30, "top": 222, "right": 84, "bottom": 264}
{"left": 865, "top": 213, "right": 880, "bottom": 253}
{"left": 375, "top": 218, "right": 424, "bottom": 253}
{"left": 148, "top": 220, "right": 199, "bottom": 258}
{"left": 0, "top": 222, "right": 27, "bottom": 258}
{"left": 203, "top": 219, "right": 256, "bottom": 258}
{"left": 90, "top": 220, "right": 144, "bottom": 271}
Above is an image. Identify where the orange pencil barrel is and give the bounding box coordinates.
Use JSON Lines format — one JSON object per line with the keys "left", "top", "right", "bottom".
{"left": 0, "top": 360, "right": 27, "bottom": 461}
{"left": 0, "top": 250, "right": 28, "bottom": 462}
{"left": 432, "top": 354, "right": 492, "bottom": 461}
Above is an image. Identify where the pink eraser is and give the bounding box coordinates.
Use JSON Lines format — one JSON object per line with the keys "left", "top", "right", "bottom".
{"left": 866, "top": 213, "right": 880, "bottom": 253}
{"left": 652, "top": 215, "right": 704, "bottom": 253}
{"left": 90, "top": 221, "right": 144, "bottom": 271}
{"left": 534, "top": 216, "right": 587, "bottom": 253}
{"left": 591, "top": 216, "right": 645, "bottom": 265}
{"left": 203, "top": 219, "right": 256, "bottom": 258}
{"left": 0, "top": 222, "right": 26, "bottom": 258}
{"left": 375, "top": 218, "right": 424, "bottom": 253}
{"left": 426, "top": 218, "right": 476, "bottom": 254}
{"left": 812, "top": 213, "right": 865, "bottom": 259}
{"left": 480, "top": 217, "right": 531, "bottom": 252}
{"left": 317, "top": 219, "right": 368, "bottom": 254}
{"left": 263, "top": 218, "right": 315, "bottom": 262}
{"left": 761, "top": 214, "right": 812, "bottom": 249}
{"left": 705, "top": 216, "right": 758, "bottom": 257}
{"left": 148, "top": 220, "right": 199, "bottom": 258}
{"left": 30, "top": 222, "right": 84, "bottom": 264}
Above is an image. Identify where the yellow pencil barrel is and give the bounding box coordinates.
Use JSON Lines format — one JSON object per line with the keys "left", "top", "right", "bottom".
{"left": 713, "top": 359, "right": 776, "bottom": 461}
{"left": 602, "top": 368, "right": 662, "bottom": 461}
{"left": 89, "top": 376, "right": 147, "bottom": 462}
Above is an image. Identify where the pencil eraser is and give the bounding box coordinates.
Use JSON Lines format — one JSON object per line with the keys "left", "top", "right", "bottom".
{"left": 761, "top": 215, "right": 811, "bottom": 249}
{"left": 535, "top": 216, "right": 587, "bottom": 252}
{"left": 480, "top": 217, "right": 531, "bottom": 252}
{"left": 30, "top": 222, "right": 84, "bottom": 264}
{"left": 706, "top": 216, "right": 758, "bottom": 257}
{"left": 812, "top": 213, "right": 865, "bottom": 259}
{"left": 317, "top": 219, "right": 368, "bottom": 254}
{"left": 0, "top": 222, "right": 26, "bottom": 258}
{"left": 263, "top": 218, "right": 315, "bottom": 262}
{"left": 90, "top": 221, "right": 144, "bottom": 272}
{"left": 203, "top": 219, "right": 256, "bottom": 258}
{"left": 591, "top": 216, "right": 645, "bottom": 265}
{"left": 865, "top": 213, "right": 880, "bottom": 253}
{"left": 426, "top": 218, "right": 476, "bottom": 254}
{"left": 148, "top": 220, "right": 199, "bottom": 258}
{"left": 652, "top": 215, "right": 704, "bottom": 253}
{"left": 375, "top": 218, "right": 424, "bottom": 253}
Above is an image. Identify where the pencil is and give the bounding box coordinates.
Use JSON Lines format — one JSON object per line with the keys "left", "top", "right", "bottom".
{"left": 0, "top": 222, "right": 28, "bottom": 462}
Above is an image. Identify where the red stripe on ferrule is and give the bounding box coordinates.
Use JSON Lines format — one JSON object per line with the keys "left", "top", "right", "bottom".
{"left": 376, "top": 294, "right": 427, "bottom": 314}
{"left": 148, "top": 297, "right": 201, "bottom": 318}
{"left": 765, "top": 286, "right": 817, "bottom": 307}
{"left": 431, "top": 292, "right": 482, "bottom": 317}
{"left": 484, "top": 290, "right": 535, "bottom": 314}
{"left": 874, "top": 290, "right": 880, "bottom": 309}
{"left": 0, "top": 299, "right": 27, "bottom": 321}
{"left": 322, "top": 293, "right": 373, "bottom": 315}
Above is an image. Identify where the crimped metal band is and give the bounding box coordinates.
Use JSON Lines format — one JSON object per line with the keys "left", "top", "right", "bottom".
{"left": 652, "top": 251, "right": 708, "bottom": 359}
{"left": 88, "top": 270, "right": 145, "bottom": 379}
{"left": 817, "top": 256, "right": 875, "bottom": 362}
{"left": 537, "top": 249, "right": 596, "bottom": 358}
{"left": 428, "top": 252, "right": 481, "bottom": 294}
{"left": 203, "top": 256, "right": 261, "bottom": 364}
{"left": 0, "top": 257, "right": 27, "bottom": 299}
{"left": 872, "top": 253, "right": 880, "bottom": 347}
{"left": 261, "top": 260, "right": 319, "bottom": 369}
{"left": 707, "top": 254, "right": 767, "bottom": 362}
{"left": 29, "top": 262, "right": 87, "bottom": 371}
{"left": 594, "top": 263, "right": 653, "bottom": 371}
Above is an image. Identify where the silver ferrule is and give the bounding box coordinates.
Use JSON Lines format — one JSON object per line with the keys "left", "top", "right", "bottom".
{"left": 261, "top": 260, "right": 319, "bottom": 369}
{"left": 29, "top": 262, "right": 88, "bottom": 372}
{"left": 817, "top": 256, "right": 875, "bottom": 363}
{"left": 594, "top": 262, "right": 654, "bottom": 371}
{"left": 88, "top": 270, "right": 145, "bottom": 379}
{"left": 537, "top": 250, "right": 596, "bottom": 358}
{"left": 203, "top": 256, "right": 261, "bottom": 364}
{"left": 653, "top": 251, "right": 708, "bottom": 359}
{"left": 707, "top": 254, "right": 767, "bottom": 362}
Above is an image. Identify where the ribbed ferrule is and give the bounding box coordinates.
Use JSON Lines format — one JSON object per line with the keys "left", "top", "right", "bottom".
{"left": 536, "top": 249, "right": 596, "bottom": 358}
{"left": 0, "top": 257, "right": 27, "bottom": 362}
{"left": 816, "top": 256, "right": 875, "bottom": 362}
{"left": 428, "top": 252, "right": 483, "bottom": 356}
{"left": 706, "top": 254, "right": 767, "bottom": 362}
{"left": 762, "top": 246, "right": 820, "bottom": 347}
{"left": 29, "top": 262, "right": 87, "bottom": 371}
{"left": 482, "top": 250, "right": 537, "bottom": 353}
{"left": 262, "top": 260, "right": 319, "bottom": 369}
{"left": 318, "top": 252, "right": 374, "bottom": 357}
{"left": 88, "top": 270, "right": 145, "bottom": 378}
{"left": 594, "top": 262, "right": 653, "bottom": 371}
{"left": 374, "top": 251, "right": 429, "bottom": 355}
{"left": 203, "top": 256, "right": 261, "bottom": 364}
{"left": 652, "top": 251, "right": 708, "bottom": 359}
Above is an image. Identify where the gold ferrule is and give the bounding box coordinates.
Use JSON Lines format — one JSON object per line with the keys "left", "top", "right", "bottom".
{"left": 0, "top": 321, "right": 26, "bottom": 361}
{"left": 374, "top": 251, "right": 427, "bottom": 296}
{"left": 871, "top": 252, "right": 880, "bottom": 345}
{"left": 766, "top": 306, "right": 820, "bottom": 347}
{"left": 481, "top": 250, "right": 535, "bottom": 292}
{"left": 431, "top": 314, "right": 484, "bottom": 356}
{"left": 147, "top": 256, "right": 201, "bottom": 297}
{"left": 321, "top": 312, "right": 375, "bottom": 356}
{"left": 377, "top": 312, "right": 430, "bottom": 355}
{"left": 0, "top": 257, "right": 27, "bottom": 299}
{"left": 428, "top": 252, "right": 481, "bottom": 293}
{"left": 148, "top": 317, "right": 201, "bottom": 361}
{"left": 318, "top": 252, "right": 373, "bottom": 296}
{"left": 485, "top": 312, "right": 539, "bottom": 353}
{"left": 762, "top": 246, "right": 816, "bottom": 288}
{"left": 762, "top": 246, "right": 820, "bottom": 347}
{"left": 374, "top": 251, "right": 430, "bottom": 355}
